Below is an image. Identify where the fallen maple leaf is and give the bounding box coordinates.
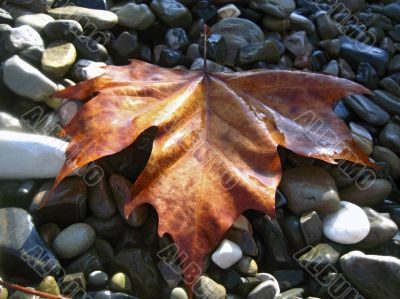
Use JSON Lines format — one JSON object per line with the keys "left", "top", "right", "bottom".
{"left": 52, "top": 56, "right": 372, "bottom": 294}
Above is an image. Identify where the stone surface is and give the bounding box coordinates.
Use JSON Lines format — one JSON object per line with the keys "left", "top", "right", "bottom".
{"left": 0, "top": 112, "right": 23, "bottom": 131}
{"left": 344, "top": 95, "right": 389, "bottom": 126}
{"left": 88, "top": 176, "right": 116, "bottom": 219}
{"left": 247, "top": 279, "right": 280, "bottom": 299}
{"left": 4, "top": 25, "right": 44, "bottom": 54}
{"left": 0, "top": 130, "right": 67, "bottom": 179}
{"left": 379, "top": 122, "right": 400, "bottom": 153}
{"left": 88, "top": 271, "right": 109, "bottom": 291}
{"left": 211, "top": 17, "right": 264, "bottom": 66}
{"left": 300, "top": 211, "right": 323, "bottom": 245}
{"left": 44, "top": 20, "right": 83, "bottom": 41}
{"left": 30, "top": 178, "right": 87, "bottom": 224}
{"left": 70, "top": 59, "right": 106, "bottom": 82}
{"left": 150, "top": 0, "right": 192, "bottom": 28}
{"left": 249, "top": 0, "right": 295, "bottom": 18}
{"left": 113, "top": 3, "right": 155, "bottom": 30}
{"left": 110, "top": 272, "right": 132, "bottom": 293}
{"left": 3, "top": 55, "right": 57, "bottom": 101}
{"left": 38, "top": 276, "right": 60, "bottom": 296}
{"left": 15, "top": 13, "right": 54, "bottom": 32}
{"left": 211, "top": 239, "right": 243, "bottom": 269}
{"left": 297, "top": 243, "right": 341, "bottom": 268}
{"left": 170, "top": 287, "right": 188, "bottom": 299}
{"left": 349, "top": 121, "right": 373, "bottom": 155}
{"left": 339, "top": 179, "right": 392, "bottom": 206}
{"left": 53, "top": 223, "right": 96, "bottom": 259}
{"left": 372, "top": 146, "right": 400, "bottom": 179}
{"left": 323, "top": 201, "right": 370, "bottom": 244}
{"left": 0, "top": 208, "right": 61, "bottom": 279}
{"left": 237, "top": 40, "right": 280, "bottom": 65}
{"left": 41, "top": 40, "right": 77, "bottom": 77}
{"left": 73, "top": 35, "right": 109, "bottom": 62}
{"left": 280, "top": 166, "right": 340, "bottom": 215}
{"left": 48, "top": 6, "right": 118, "bottom": 30}
{"left": 340, "top": 251, "right": 400, "bottom": 299}
{"left": 356, "top": 208, "right": 398, "bottom": 248}
{"left": 194, "top": 276, "right": 226, "bottom": 299}
{"left": 86, "top": 214, "right": 125, "bottom": 238}
{"left": 371, "top": 90, "right": 400, "bottom": 115}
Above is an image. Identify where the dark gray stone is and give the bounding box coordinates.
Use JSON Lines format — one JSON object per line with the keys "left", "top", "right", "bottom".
{"left": 379, "top": 122, "right": 400, "bottom": 153}
{"left": 343, "top": 95, "right": 389, "bottom": 126}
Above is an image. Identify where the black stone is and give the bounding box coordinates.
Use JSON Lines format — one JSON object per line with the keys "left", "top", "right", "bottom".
{"left": 0, "top": 8, "right": 13, "bottom": 24}
{"left": 199, "top": 33, "right": 227, "bottom": 64}
{"left": 158, "top": 48, "right": 192, "bottom": 68}
{"left": 192, "top": 0, "right": 217, "bottom": 22}
{"left": 370, "top": 90, "right": 400, "bottom": 115}
{"left": 53, "top": 0, "right": 110, "bottom": 10}
{"left": 0, "top": 180, "right": 39, "bottom": 210}
{"left": 333, "top": 100, "right": 355, "bottom": 123}
{"left": 279, "top": 215, "right": 306, "bottom": 252}
{"left": 344, "top": 95, "right": 389, "bottom": 126}
{"left": 310, "top": 50, "right": 326, "bottom": 72}
{"left": 73, "top": 35, "right": 109, "bottom": 62}
{"left": 355, "top": 62, "right": 379, "bottom": 89}
{"left": 273, "top": 270, "right": 304, "bottom": 291}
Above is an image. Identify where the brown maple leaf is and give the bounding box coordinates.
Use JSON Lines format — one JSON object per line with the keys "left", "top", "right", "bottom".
{"left": 52, "top": 57, "right": 372, "bottom": 294}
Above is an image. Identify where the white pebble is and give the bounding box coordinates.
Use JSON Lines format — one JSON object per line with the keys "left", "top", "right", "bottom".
{"left": 323, "top": 201, "right": 370, "bottom": 244}
{"left": 211, "top": 239, "right": 242, "bottom": 269}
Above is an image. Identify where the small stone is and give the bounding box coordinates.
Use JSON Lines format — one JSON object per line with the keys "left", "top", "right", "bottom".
{"left": 88, "top": 271, "right": 109, "bottom": 291}
{"left": 30, "top": 178, "right": 86, "bottom": 224}
{"left": 88, "top": 176, "right": 116, "bottom": 219}
{"left": 109, "top": 174, "right": 149, "bottom": 227}
{"left": 224, "top": 228, "right": 258, "bottom": 257}
{"left": 339, "top": 179, "right": 392, "bottom": 206}
{"left": 371, "top": 90, "right": 400, "bottom": 115}
{"left": 279, "top": 166, "right": 340, "bottom": 215}
{"left": 165, "top": 28, "right": 190, "bottom": 50}
{"left": 300, "top": 211, "right": 323, "bottom": 245}
{"left": 316, "top": 11, "right": 339, "bottom": 40}
{"left": 73, "top": 35, "right": 109, "bottom": 62}
{"left": 53, "top": 223, "right": 96, "bottom": 259}
{"left": 70, "top": 59, "right": 106, "bottom": 82}
{"left": 113, "top": 3, "right": 155, "bottom": 30}
{"left": 349, "top": 121, "right": 373, "bottom": 155}
{"left": 249, "top": 0, "right": 295, "bottom": 18}
{"left": 297, "top": 243, "right": 340, "bottom": 268}
{"left": 280, "top": 215, "right": 306, "bottom": 252}
{"left": 39, "top": 223, "right": 60, "bottom": 247}
{"left": 158, "top": 48, "right": 192, "bottom": 68}
{"left": 170, "top": 287, "right": 188, "bottom": 299}
{"left": 192, "top": 1, "right": 217, "bottom": 22}
{"left": 48, "top": 6, "right": 118, "bottom": 30}
{"left": 110, "top": 272, "right": 132, "bottom": 293}
{"left": 59, "top": 273, "right": 86, "bottom": 296}
{"left": 44, "top": 20, "right": 83, "bottom": 41}
{"left": 217, "top": 4, "right": 241, "bottom": 19}
{"left": 150, "top": 0, "right": 192, "bottom": 28}
{"left": 233, "top": 256, "right": 257, "bottom": 276}
{"left": 355, "top": 62, "right": 379, "bottom": 89}
{"left": 5, "top": 25, "right": 44, "bottom": 54}
{"left": 157, "top": 260, "right": 182, "bottom": 288}
{"left": 272, "top": 270, "right": 304, "bottom": 291}
{"left": 0, "top": 112, "right": 23, "bottom": 131}
{"left": 41, "top": 41, "right": 76, "bottom": 77}
{"left": 372, "top": 146, "right": 400, "bottom": 179}
{"left": 323, "top": 201, "right": 370, "bottom": 244}
{"left": 113, "top": 31, "right": 138, "bottom": 60}
{"left": 86, "top": 215, "right": 125, "bottom": 238}
{"left": 340, "top": 251, "right": 400, "bottom": 299}
{"left": 338, "top": 58, "right": 355, "bottom": 80}
{"left": 247, "top": 279, "right": 280, "bottom": 299}
{"left": 262, "top": 15, "right": 290, "bottom": 32}
{"left": 344, "top": 95, "right": 389, "bottom": 126}
{"left": 232, "top": 215, "right": 252, "bottom": 232}
{"left": 211, "top": 239, "right": 243, "bottom": 269}
{"left": 15, "top": 13, "right": 54, "bottom": 32}
{"left": 289, "top": 12, "right": 315, "bottom": 34}
{"left": 322, "top": 60, "right": 339, "bottom": 76}
{"left": 383, "top": 3, "right": 400, "bottom": 22}
{"left": 211, "top": 17, "right": 264, "bottom": 66}
{"left": 194, "top": 276, "right": 226, "bottom": 299}
{"left": 0, "top": 131, "right": 67, "bottom": 179}
{"left": 237, "top": 40, "right": 280, "bottom": 65}
{"left": 38, "top": 276, "right": 60, "bottom": 296}
{"left": 0, "top": 282, "right": 7, "bottom": 299}
{"left": 3, "top": 55, "right": 58, "bottom": 101}
{"left": 380, "top": 37, "right": 395, "bottom": 55}
{"left": 284, "top": 31, "right": 312, "bottom": 58}
{"left": 356, "top": 207, "right": 398, "bottom": 248}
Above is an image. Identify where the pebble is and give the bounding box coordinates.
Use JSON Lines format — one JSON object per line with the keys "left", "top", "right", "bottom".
{"left": 340, "top": 251, "right": 400, "bottom": 299}
{"left": 88, "top": 271, "right": 109, "bottom": 291}
{"left": 38, "top": 276, "right": 60, "bottom": 296}
{"left": 247, "top": 279, "right": 280, "bottom": 299}
{"left": 371, "top": 90, "right": 400, "bottom": 115}
{"left": 300, "top": 211, "right": 323, "bottom": 245}
{"left": 289, "top": 12, "right": 315, "bottom": 34}
{"left": 0, "top": 208, "right": 61, "bottom": 279}
{"left": 15, "top": 13, "right": 54, "bottom": 33}
{"left": 165, "top": 28, "right": 190, "bottom": 50}
{"left": 217, "top": 4, "right": 241, "bottom": 19}
{"left": 339, "top": 36, "right": 389, "bottom": 76}
{"left": 3, "top": 55, "right": 58, "bottom": 101}
{"left": 262, "top": 15, "right": 290, "bottom": 32}
{"left": 372, "top": 146, "right": 400, "bottom": 179}
{"left": 0, "top": 8, "right": 13, "bottom": 24}
{"left": 170, "top": 287, "right": 188, "bottom": 299}
{"left": 70, "top": 59, "right": 106, "bottom": 82}
{"left": 0, "top": 112, "right": 23, "bottom": 131}
{"left": 316, "top": 12, "right": 339, "bottom": 40}
{"left": 297, "top": 243, "right": 340, "bottom": 268}
{"left": 279, "top": 166, "right": 340, "bottom": 215}
{"left": 7, "top": 0, "right": 52, "bottom": 12}
{"left": 4, "top": 25, "right": 44, "bottom": 54}
{"left": 211, "top": 17, "right": 264, "bottom": 66}
{"left": 44, "top": 20, "right": 83, "bottom": 41}
{"left": 48, "top": 6, "right": 118, "bottom": 30}
{"left": 212, "top": 239, "right": 243, "bottom": 269}
{"left": 322, "top": 60, "right": 339, "bottom": 76}
{"left": 73, "top": 35, "right": 109, "bottom": 62}
{"left": 379, "top": 122, "right": 400, "bottom": 153}
{"left": 53, "top": 223, "right": 96, "bottom": 259}
{"left": 150, "top": 0, "right": 192, "bottom": 28}
{"left": 356, "top": 208, "right": 398, "bottom": 248}
{"left": 113, "top": 3, "right": 155, "bottom": 30}
{"left": 225, "top": 227, "right": 258, "bottom": 257}
{"left": 111, "top": 248, "right": 160, "bottom": 299}
{"left": 232, "top": 256, "right": 258, "bottom": 276}
{"left": 344, "top": 95, "right": 389, "bottom": 126}
{"left": 338, "top": 58, "right": 356, "bottom": 80}
{"left": 249, "top": 0, "right": 295, "bottom": 18}
{"left": 194, "top": 276, "right": 226, "bottom": 299}
{"left": 323, "top": 201, "right": 370, "bottom": 244}
{"left": 280, "top": 215, "right": 306, "bottom": 252}
{"left": 41, "top": 40, "right": 77, "bottom": 77}
{"left": 86, "top": 214, "right": 125, "bottom": 238}
{"left": 272, "top": 270, "right": 304, "bottom": 291}
{"left": 340, "top": 179, "right": 392, "bottom": 206}
{"left": 237, "top": 40, "right": 281, "bottom": 65}
{"left": 350, "top": 121, "right": 373, "bottom": 155}
{"left": 0, "top": 130, "right": 67, "bottom": 179}
{"left": 110, "top": 272, "right": 132, "bottom": 293}
{"left": 355, "top": 62, "right": 379, "bottom": 89}
{"left": 88, "top": 176, "right": 116, "bottom": 219}
{"left": 284, "top": 31, "right": 312, "bottom": 58}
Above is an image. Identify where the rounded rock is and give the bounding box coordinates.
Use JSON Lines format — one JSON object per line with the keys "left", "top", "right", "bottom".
{"left": 323, "top": 201, "right": 370, "bottom": 244}
{"left": 110, "top": 272, "right": 132, "bottom": 293}
{"left": 53, "top": 223, "right": 96, "bottom": 259}
{"left": 41, "top": 41, "right": 77, "bottom": 77}
{"left": 211, "top": 239, "right": 242, "bottom": 269}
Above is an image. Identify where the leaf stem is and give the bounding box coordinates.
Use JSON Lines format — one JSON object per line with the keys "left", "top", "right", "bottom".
{"left": 0, "top": 279, "right": 71, "bottom": 299}
{"left": 203, "top": 24, "right": 208, "bottom": 74}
